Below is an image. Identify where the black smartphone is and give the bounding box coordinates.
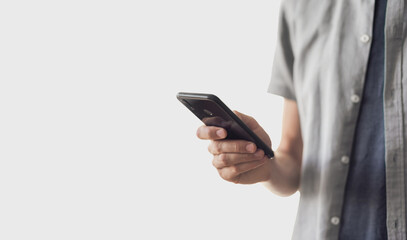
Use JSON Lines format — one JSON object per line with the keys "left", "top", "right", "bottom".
{"left": 176, "top": 92, "right": 274, "bottom": 158}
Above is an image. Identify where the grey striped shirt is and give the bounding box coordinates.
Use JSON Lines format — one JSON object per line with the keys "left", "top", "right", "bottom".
{"left": 268, "top": 0, "right": 407, "bottom": 239}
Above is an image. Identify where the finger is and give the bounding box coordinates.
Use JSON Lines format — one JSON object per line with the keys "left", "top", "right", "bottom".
{"left": 217, "top": 160, "right": 266, "bottom": 183}
{"left": 212, "top": 150, "right": 265, "bottom": 168}
{"left": 196, "top": 125, "right": 227, "bottom": 140}
{"left": 208, "top": 140, "right": 257, "bottom": 155}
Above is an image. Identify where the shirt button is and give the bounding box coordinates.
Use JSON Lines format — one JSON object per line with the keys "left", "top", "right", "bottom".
{"left": 331, "top": 217, "right": 340, "bottom": 226}
{"left": 360, "top": 34, "right": 370, "bottom": 43}
{"left": 351, "top": 94, "right": 360, "bottom": 103}
{"left": 341, "top": 156, "right": 350, "bottom": 164}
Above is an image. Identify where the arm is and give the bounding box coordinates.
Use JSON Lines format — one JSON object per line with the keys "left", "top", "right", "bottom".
{"left": 196, "top": 98, "right": 303, "bottom": 197}
{"left": 262, "top": 99, "right": 302, "bottom": 196}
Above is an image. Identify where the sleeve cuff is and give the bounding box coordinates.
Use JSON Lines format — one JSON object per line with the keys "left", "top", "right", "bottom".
{"left": 267, "top": 79, "right": 297, "bottom": 101}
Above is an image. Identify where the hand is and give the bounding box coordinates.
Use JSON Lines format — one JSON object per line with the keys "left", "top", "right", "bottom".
{"left": 196, "top": 111, "right": 273, "bottom": 184}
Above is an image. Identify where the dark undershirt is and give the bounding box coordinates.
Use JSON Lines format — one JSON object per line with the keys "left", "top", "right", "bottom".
{"left": 338, "top": 0, "right": 388, "bottom": 239}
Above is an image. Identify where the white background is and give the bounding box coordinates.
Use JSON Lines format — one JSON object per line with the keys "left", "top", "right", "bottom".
{"left": 0, "top": 0, "right": 299, "bottom": 239}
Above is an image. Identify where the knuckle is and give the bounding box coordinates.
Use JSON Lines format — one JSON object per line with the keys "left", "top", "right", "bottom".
{"left": 220, "top": 170, "right": 234, "bottom": 181}
{"left": 207, "top": 142, "right": 213, "bottom": 153}
{"left": 212, "top": 157, "right": 219, "bottom": 168}
{"left": 232, "top": 142, "right": 239, "bottom": 152}
{"left": 230, "top": 165, "right": 239, "bottom": 175}
{"left": 219, "top": 170, "right": 228, "bottom": 180}
{"left": 215, "top": 141, "right": 223, "bottom": 153}
{"left": 219, "top": 154, "right": 228, "bottom": 166}
{"left": 208, "top": 141, "right": 219, "bottom": 154}
{"left": 219, "top": 168, "right": 240, "bottom": 183}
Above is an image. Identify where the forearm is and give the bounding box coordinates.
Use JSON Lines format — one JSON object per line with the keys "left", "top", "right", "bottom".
{"left": 262, "top": 148, "right": 301, "bottom": 197}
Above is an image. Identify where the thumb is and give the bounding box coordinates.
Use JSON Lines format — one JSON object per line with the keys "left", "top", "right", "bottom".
{"left": 233, "top": 110, "right": 272, "bottom": 149}
{"left": 233, "top": 110, "right": 261, "bottom": 131}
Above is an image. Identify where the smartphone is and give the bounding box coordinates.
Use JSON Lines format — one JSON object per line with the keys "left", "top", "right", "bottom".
{"left": 176, "top": 92, "right": 274, "bottom": 158}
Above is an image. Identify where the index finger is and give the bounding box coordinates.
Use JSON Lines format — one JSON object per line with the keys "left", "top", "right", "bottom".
{"left": 196, "top": 125, "right": 227, "bottom": 140}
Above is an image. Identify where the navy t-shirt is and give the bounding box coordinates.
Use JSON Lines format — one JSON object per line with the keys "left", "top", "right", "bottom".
{"left": 338, "top": 0, "right": 388, "bottom": 239}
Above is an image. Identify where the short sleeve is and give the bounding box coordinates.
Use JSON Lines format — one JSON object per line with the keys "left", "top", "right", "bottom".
{"left": 268, "top": 2, "right": 296, "bottom": 101}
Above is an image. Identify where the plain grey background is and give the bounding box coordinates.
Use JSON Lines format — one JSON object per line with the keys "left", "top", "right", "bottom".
{"left": 0, "top": 0, "right": 298, "bottom": 239}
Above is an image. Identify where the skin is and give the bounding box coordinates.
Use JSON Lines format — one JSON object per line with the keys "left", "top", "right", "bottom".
{"left": 196, "top": 99, "right": 303, "bottom": 197}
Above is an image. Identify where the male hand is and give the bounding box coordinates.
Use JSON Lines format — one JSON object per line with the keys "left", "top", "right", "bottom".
{"left": 196, "top": 111, "right": 273, "bottom": 184}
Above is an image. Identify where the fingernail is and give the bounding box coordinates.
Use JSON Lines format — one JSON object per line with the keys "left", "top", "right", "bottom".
{"left": 216, "top": 129, "right": 226, "bottom": 138}
{"left": 246, "top": 143, "right": 256, "bottom": 152}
